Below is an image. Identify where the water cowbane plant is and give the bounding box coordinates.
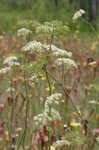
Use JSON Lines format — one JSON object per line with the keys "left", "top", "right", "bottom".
{"left": 55, "top": 58, "right": 77, "bottom": 69}
{"left": 33, "top": 93, "right": 62, "bottom": 128}
{"left": 17, "top": 28, "right": 32, "bottom": 37}
{"left": 3, "top": 56, "right": 20, "bottom": 67}
{"left": 0, "top": 67, "right": 11, "bottom": 74}
{"left": 21, "top": 40, "right": 43, "bottom": 53}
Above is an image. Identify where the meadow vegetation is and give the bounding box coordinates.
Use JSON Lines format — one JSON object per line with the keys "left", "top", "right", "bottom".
{"left": 0, "top": 1, "right": 99, "bottom": 150}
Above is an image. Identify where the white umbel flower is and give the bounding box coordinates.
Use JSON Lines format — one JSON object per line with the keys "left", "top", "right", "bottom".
{"left": 17, "top": 28, "right": 32, "bottom": 37}
{"left": 52, "top": 49, "right": 72, "bottom": 57}
{"left": 43, "top": 44, "right": 72, "bottom": 57}
{"left": 22, "top": 41, "right": 72, "bottom": 57}
{"left": 55, "top": 58, "right": 77, "bottom": 69}
{"left": 33, "top": 93, "right": 62, "bottom": 127}
{"left": 0, "top": 67, "right": 11, "bottom": 74}
{"left": 36, "top": 24, "right": 53, "bottom": 34}
{"left": 3, "top": 56, "right": 20, "bottom": 67}
{"left": 3, "top": 56, "right": 18, "bottom": 63}
{"left": 33, "top": 108, "right": 61, "bottom": 127}
{"left": 22, "top": 41, "right": 43, "bottom": 53}
{"left": 73, "top": 9, "right": 85, "bottom": 20}
{"left": 45, "top": 93, "right": 62, "bottom": 107}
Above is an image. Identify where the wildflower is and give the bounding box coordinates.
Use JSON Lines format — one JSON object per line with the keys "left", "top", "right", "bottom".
{"left": 43, "top": 44, "right": 72, "bottom": 57}
{"left": 43, "top": 44, "right": 58, "bottom": 51}
{"left": 22, "top": 40, "right": 43, "bottom": 53}
{"left": 52, "top": 49, "right": 72, "bottom": 57}
{"left": 33, "top": 109, "right": 61, "bottom": 127}
{"left": 0, "top": 67, "right": 11, "bottom": 74}
{"left": 17, "top": 28, "right": 32, "bottom": 37}
{"left": 22, "top": 41, "right": 72, "bottom": 57}
{"left": 3, "top": 56, "right": 18, "bottom": 63}
{"left": 33, "top": 108, "right": 61, "bottom": 127}
{"left": 55, "top": 58, "right": 77, "bottom": 69}
{"left": 73, "top": 9, "right": 85, "bottom": 20}
{"left": 3, "top": 56, "right": 20, "bottom": 67}
{"left": 33, "top": 93, "right": 62, "bottom": 128}
{"left": 45, "top": 93, "right": 62, "bottom": 107}
{"left": 36, "top": 24, "right": 53, "bottom": 34}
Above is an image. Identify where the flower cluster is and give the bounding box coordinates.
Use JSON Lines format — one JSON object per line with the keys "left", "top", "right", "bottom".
{"left": 22, "top": 41, "right": 72, "bottom": 58}
{"left": 22, "top": 41, "right": 43, "bottom": 53}
{"left": 35, "top": 109, "right": 61, "bottom": 127}
{"left": 3, "top": 56, "right": 20, "bottom": 67}
{"left": 35, "top": 21, "right": 69, "bottom": 36}
{"left": 34, "top": 108, "right": 61, "bottom": 127}
{"left": 45, "top": 93, "right": 62, "bottom": 107}
{"left": 52, "top": 140, "right": 70, "bottom": 148}
{"left": 52, "top": 49, "right": 72, "bottom": 57}
{"left": 34, "top": 113, "right": 44, "bottom": 126}
{"left": 17, "top": 28, "right": 32, "bottom": 37}
{"left": 33, "top": 93, "right": 62, "bottom": 128}
{"left": 73, "top": 9, "right": 85, "bottom": 20}
{"left": 44, "top": 44, "right": 72, "bottom": 57}
{"left": 55, "top": 58, "right": 77, "bottom": 69}
{"left": 36, "top": 24, "right": 53, "bottom": 34}
{"left": 0, "top": 67, "right": 11, "bottom": 74}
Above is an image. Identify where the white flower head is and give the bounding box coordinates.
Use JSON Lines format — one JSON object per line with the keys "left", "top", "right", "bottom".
{"left": 45, "top": 93, "right": 62, "bottom": 110}
{"left": 17, "top": 28, "right": 32, "bottom": 37}
{"left": 43, "top": 44, "right": 72, "bottom": 57}
{"left": 73, "top": 9, "right": 85, "bottom": 20}
{"left": 33, "top": 108, "right": 61, "bottom": 128}
{"left": 36, "top": 24, "right": 53, "bottom": 34}
{"left": 55, "top": 58, "right": 77, "bottom": 69}
{"left": 3, "top": 56, "right": 20, "bottom": 67}
{"left": 0, "top": 67, "right": 11, "bottom": 74}
{"left": 33, "top": 93, "right": 62, "bottom": 128}
{"left": 22, "top": 40, "right": 43, "bottom": 53}
{"left": 52, "top": 49, "right": 72, "bottom": 57}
